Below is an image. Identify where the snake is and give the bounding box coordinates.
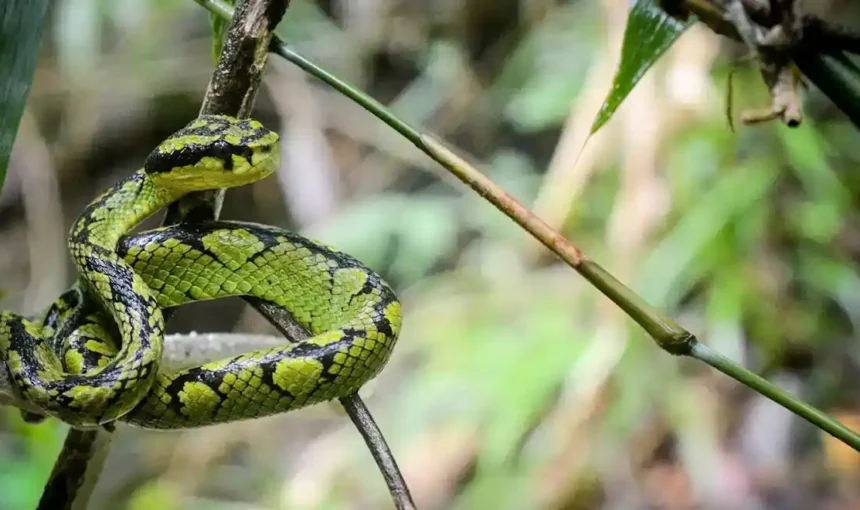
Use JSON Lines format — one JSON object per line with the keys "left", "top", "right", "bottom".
{"left": 0, "top": 115, "right": 402, "bottom": 429}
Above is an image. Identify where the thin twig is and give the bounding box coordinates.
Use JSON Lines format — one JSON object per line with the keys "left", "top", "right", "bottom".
{"left": 691, "top": 343, "right": 860, "bottom": 448}
{"left": 342, "top": 395, "right": 415, "bottom": 510}
{"left": 248, "top": 299, "right": 416, "bottom": 510}
{"left": 37, "top": 429, "right": 114, "bottom": 510}
{"left": 284, "top": 41, "right": 860, "bottom": 447}
{"left": 264, "top": 36, "right": 692, "bottom": 347}
{"left": 679, "top": 0, "right": 860, "bottom": 128}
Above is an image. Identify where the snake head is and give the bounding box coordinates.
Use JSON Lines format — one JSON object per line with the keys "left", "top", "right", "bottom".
{"left": 144, "top": 115, "right": 280, "bottom": 193}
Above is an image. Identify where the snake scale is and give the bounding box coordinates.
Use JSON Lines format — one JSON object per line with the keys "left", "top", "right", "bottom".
{"left": 0, "top": 115, "right": 402, "bottom": 429}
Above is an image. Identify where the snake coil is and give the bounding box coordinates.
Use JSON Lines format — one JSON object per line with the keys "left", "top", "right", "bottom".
{"left": 0, "top": 115, "right": 402, "bottom": 429}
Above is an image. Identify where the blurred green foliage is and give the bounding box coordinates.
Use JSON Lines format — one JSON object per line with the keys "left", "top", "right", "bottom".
{"left": 0, "top": 414, "right": 65, "bottom": 510}
{"left": 0, "top": 1, "right": 859, "bottom": 509}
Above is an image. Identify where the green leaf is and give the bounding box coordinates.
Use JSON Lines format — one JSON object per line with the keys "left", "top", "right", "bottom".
{"left": 0, "top": 0, "right": 49, "bottom": 196}
{"left": 208, "top": 0, "right": 236, "bottom": 64}
{"left": 590, "top": 0, "right": 692, "bottom": 134}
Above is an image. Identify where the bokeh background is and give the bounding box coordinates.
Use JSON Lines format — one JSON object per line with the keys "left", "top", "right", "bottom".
{"left": 2, "top": 0, "right": 860, "bottom": 508}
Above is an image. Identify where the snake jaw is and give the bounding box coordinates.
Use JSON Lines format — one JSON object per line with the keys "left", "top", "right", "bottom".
{"left": 146, "top": 150, "right": 279, "bottom": 195}
{"left": 143, "top": 115, "right": 280, "bottom": 194}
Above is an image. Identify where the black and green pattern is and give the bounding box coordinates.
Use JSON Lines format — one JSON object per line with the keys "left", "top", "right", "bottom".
{"left": 0, "top": 115, "right": 402, "bottom": 429}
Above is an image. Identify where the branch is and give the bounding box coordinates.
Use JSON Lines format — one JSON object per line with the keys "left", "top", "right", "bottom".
{"left": 800, "top": 15, "right": 860, "bottom": 55}
{"left": 679, "top": 0, "right": 860, "bottom": 128}
{"left": 247, "top": 299, "right": 416, "bottom": 510}
{"left": 37, "top": 429, "right": 113, "bottom": 510}
{"left": 163, "top": 0, "right": 287, "bottom": 226}
{"left": 0, "top": 333, "right": 291, "bottom": 405}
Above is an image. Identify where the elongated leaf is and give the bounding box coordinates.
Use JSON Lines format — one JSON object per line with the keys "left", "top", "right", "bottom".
{"left": 590, "top": 0, "right": 692, "bottom": 134}
{"left": 0, "top": 0, "right": 49, "bottom": 196}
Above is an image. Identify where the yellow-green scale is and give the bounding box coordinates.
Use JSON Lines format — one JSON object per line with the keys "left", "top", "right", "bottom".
{"left": 115, "top": 224, "right": 402, "bottom": 429}
{"left": 0, "top": 115, "right": 281, "bottom": 427}
{"left": 1, "top": 115, "right": 402, "bottom": 431}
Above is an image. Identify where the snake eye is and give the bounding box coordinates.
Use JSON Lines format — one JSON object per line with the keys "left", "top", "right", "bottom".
{"left": 209, "top": 140, "right": 234, "bottom": 170}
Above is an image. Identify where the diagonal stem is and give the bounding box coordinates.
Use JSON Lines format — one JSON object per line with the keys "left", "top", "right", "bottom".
{"left": 37, "top": 429, "right": 113, "bottom": 510}
{"left": 248, "top": 299, "right": 415, "bottom": 509}
{"left": 196, "top": 0, "right": 860, "bottom": 452}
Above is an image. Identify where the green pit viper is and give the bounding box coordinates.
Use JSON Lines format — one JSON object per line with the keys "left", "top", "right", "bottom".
{"left": 0, "top": 115, "right": 402, "bottom": 429}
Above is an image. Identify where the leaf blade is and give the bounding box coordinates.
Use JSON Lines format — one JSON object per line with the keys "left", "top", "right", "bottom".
{"left": 590, "top": 0, "right": 692, "bottom": 134}
{"left": 0, "top": 0, "right": 50, "bottom": 196}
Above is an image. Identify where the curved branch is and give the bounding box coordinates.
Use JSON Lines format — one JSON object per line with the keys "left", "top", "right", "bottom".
{"left": 247, "top": 299, "right": 416, "bottom": 510}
